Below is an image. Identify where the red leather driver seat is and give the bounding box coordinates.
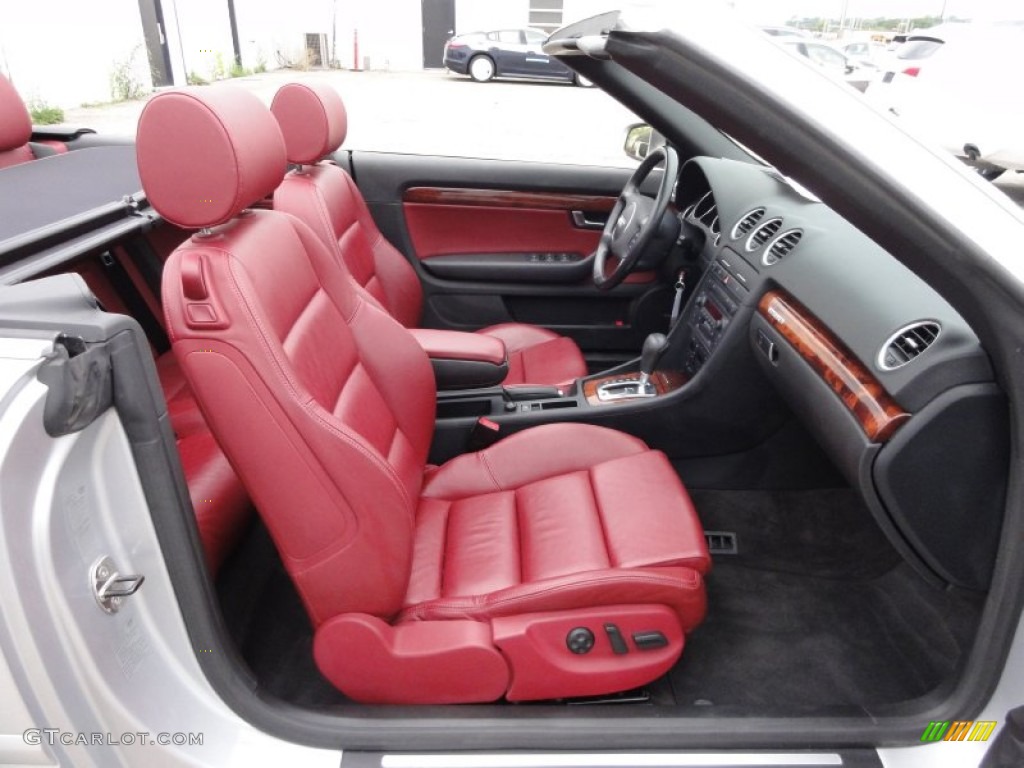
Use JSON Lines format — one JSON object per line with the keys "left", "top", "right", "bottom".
{"left": 269, "top": 82, "right": 588, "bottom": 388}
{"left": 138, "top": 85, "right": 711, "bottom": 704}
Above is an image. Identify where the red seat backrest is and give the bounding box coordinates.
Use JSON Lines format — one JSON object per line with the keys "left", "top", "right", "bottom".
{"left": 271, "top": 82, "right": 423, "bottom": 328}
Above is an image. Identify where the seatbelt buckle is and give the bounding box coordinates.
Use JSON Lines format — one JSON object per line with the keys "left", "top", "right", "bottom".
{"left": 468, "top": 416, "right": 502, "bottom": 452}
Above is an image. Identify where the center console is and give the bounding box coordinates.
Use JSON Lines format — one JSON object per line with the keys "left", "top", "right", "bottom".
{"left": 682, "top": 256, "right": 748, "bottom": 377}
{"left": 430, "top": 251, "right": 755, "bottom": 463}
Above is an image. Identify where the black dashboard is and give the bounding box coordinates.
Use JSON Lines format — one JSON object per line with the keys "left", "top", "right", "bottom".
{"left": 669, "top": 157, "right": 1007, "bottom": 592}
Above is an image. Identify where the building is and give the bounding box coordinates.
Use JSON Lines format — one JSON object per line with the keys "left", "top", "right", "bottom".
{"left": 0, "top": 0, "right": 616, "bottom": 109}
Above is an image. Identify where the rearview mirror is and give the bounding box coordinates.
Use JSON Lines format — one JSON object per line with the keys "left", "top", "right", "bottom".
{"left": 624, "top": 123, "right": 665, "bottom": 162}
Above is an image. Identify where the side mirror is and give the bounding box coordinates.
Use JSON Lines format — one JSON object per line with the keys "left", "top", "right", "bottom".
{"left": 624, "top": 123, "right": 665, "bottom": 162}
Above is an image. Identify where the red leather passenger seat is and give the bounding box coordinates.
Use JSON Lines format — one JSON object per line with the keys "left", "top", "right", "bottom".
{"left": 138, "top": 85, "right": 710, "bottom": 704}
{"left": 269, "top": 82, "right": 588, "bottom": 388}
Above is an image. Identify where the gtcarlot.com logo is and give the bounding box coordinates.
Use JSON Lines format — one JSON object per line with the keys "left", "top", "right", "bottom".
{"left": 24, "top": 729, "right": 203, "bottom": 747}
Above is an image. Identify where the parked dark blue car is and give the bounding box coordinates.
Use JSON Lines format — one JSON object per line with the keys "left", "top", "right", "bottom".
{"left": 443, "top": 28, "right": 593, "bottom": 86}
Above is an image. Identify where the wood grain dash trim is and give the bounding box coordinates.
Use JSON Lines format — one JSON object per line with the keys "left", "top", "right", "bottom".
{"left": 758, "top": 290, "right": 909, "bottom": 443}
{"left": 404, "top": 187, "right": 618, "bottom": 213}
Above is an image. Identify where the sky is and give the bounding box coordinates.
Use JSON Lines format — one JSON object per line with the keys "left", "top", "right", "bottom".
{"left": 729, "top": 0, "right": 1024, "bottom": 24}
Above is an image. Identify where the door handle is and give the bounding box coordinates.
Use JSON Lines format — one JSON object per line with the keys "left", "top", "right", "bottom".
{"left": 571, "top": 211, "right": 608, "bottom": 230}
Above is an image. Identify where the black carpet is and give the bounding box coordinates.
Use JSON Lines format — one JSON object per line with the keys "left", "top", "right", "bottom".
{"left": 671, "top": 489, "right": 983, "bottom": 713}
{"left": 216, "top": 523, "right": 347, "bottom": 707}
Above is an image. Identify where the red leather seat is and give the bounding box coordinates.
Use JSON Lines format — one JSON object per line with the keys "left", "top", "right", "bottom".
{"left": 137, "top": 85, "right": 710, "bottom": 704}
{"left": 0, "top": 74, "right": 38, "bottom": 169}
{"left": 0, "top": 74, "right": 66, "bottom": 169}
{"left": 269, "top": 82, "right": 588, "bottom": 388}
{"left": 156, "top": 353, "right": 251, "bottom": 572}
{"left": 68, "top": 254, "right": 251, "bottom": 574}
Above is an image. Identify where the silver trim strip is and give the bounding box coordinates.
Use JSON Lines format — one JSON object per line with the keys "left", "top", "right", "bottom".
{"left": 383, "top": 754, "right": 844, "bottom": 768}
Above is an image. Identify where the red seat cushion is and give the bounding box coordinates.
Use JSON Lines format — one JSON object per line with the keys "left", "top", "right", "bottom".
{"left": 177, "top": 430, "right": 252, "bottom": 572}
{"left": 477, "top": 323, "right": 587, "bottom": 388}
{"left": 406, "top": 423, "right": 710, "bottom": 630}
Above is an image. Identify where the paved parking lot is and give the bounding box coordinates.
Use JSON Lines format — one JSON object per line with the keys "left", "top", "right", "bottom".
{"left": 63, "top": 68, "right": 1024, "bottom": 205}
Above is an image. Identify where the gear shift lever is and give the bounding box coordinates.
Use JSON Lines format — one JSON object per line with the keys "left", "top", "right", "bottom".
{"left": 639, "top": 333, "right": 669, "bottom": 393}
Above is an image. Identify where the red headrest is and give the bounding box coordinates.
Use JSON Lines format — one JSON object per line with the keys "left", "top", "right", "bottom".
{"left": 136, "top": 86, "right": 287, "bottom": 230}
{"left": 270, "top": 82, "right": 348, "bottom": 165}
{"left": 0, "top": 74, "right": 32, "bottom": 152}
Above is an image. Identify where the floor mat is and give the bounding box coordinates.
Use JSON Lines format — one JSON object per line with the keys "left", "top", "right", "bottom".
{"left": 672, "top": 488, "right": 983, "bottom": 712}
{"left": 688, "top": 488, "right": 903, "bottom": 579}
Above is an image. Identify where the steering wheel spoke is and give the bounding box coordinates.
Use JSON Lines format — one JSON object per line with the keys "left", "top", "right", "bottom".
{"left": 593, "top": 146, "right": 679, "bottom": 290}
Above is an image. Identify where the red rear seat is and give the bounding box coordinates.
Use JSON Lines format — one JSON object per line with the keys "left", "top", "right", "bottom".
{"left": 0, "top": 74, "right": 66, "bottom": 170}
{"left": 71, "top": 254, "right": 253, "bottom": 573}
{"left": 155, "top": 354, "right": 253, "bottom": 570}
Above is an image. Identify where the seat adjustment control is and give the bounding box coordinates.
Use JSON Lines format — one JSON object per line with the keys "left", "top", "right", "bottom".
{"left": 632, "top": 630, "right": 669, "bottom": 650}
{"left": 566, "top": 627, "right": 595, "bottom": 654}
{"left": 604, "top": 623, "right": 629, "bottom": 655}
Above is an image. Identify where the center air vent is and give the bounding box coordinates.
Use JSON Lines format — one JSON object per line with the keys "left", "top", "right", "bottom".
{"left": 745, "top": 218, "right": 783, "bottom": 252}
{"left": 878, "top": 321, "right": 941, "bottom": 370}
{"left": 763, "top": 230, "right": 802, "bottom": 266}
{"left": 731, "top": 208, "right": 765, "bottom": 240}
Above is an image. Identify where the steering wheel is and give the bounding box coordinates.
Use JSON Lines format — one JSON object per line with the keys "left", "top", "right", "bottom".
{"left": 593, "top": 145, "right": 679, "bottom": 291}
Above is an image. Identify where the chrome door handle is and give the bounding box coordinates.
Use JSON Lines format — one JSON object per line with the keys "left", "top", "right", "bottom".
{"left": 571, "top": 211, "right": 607, "bottom": 230}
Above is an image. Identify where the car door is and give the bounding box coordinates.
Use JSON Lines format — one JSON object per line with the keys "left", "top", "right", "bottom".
{"left": 348, "top": 152, "right": 676, "bottom": 371}
{"left": 522, "top": 28, "right": 568, "bottom": 79}
{"left": 488, "top": 30, "right": 530, "bottom": 76}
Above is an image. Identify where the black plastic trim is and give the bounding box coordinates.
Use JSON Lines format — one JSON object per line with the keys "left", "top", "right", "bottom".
{"left": 421, "top": 252, "right": 591, "bottom": 283}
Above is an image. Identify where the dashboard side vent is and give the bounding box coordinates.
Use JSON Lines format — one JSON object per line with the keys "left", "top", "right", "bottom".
{"left": 745, "top": 218, "right": 783, "bottom": 251}
{"left": 731, "top": 207, "right": 765, "bottom": 240}
{"left": 878, "top": 321, "right": 941, "bottom": 370}
{"left": 763, "top": 230, "right": 803, "bottom": 266}
{"left": 691, "top": 190, "right": 721, "bottom": 245}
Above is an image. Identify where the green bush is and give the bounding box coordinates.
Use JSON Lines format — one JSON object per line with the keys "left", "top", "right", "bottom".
{"left": 110, "top": 46, "right": 146, "bottom": 101}
{"left": 229, "top": 61, "right": 252, "bottom": 78}
{"left": 29, "top": 102, "right": 65, "bottom": 125}
{"left": 187, "top": 71, "right": 209, "bottom": 86}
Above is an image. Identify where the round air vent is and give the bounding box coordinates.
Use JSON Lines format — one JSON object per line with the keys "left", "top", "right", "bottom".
{"left": 877, "top": 321, "right": 941, "bottom": 370}
{"left": 762, "top": 229, "right": 803, "bottom": 266}
{"left": 731, "top": 207, "right": 765, "bottom": 240}
{"left": 745, "top": 218, "right": 783, "bottom": 252}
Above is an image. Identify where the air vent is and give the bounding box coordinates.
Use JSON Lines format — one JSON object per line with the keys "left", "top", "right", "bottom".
{"left": 878, "top": 321, "right": 941, "bottom": 370}
{"left": 762, "top": 229, "right": 802, "bottom": 266}
{"left": 745, "top": 218, "right": 783, "bottom": 252}
{"left": 731, "top": 207, "right": 765, "bottom": 240}
{"left": 690, "top": 190, "right": 721, "bottom": 245}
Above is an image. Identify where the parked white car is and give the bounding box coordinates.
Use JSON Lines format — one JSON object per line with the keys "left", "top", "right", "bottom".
{"left": 776, "top": 38, "right": 873, "bottom": 91}
{"left": 866, "top": 23, "right": 1024, "bottom": 179}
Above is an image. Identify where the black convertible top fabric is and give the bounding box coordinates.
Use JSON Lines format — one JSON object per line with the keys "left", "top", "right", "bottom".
{"left": 0, "top": 145, "right": 143, "bottom": 244}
